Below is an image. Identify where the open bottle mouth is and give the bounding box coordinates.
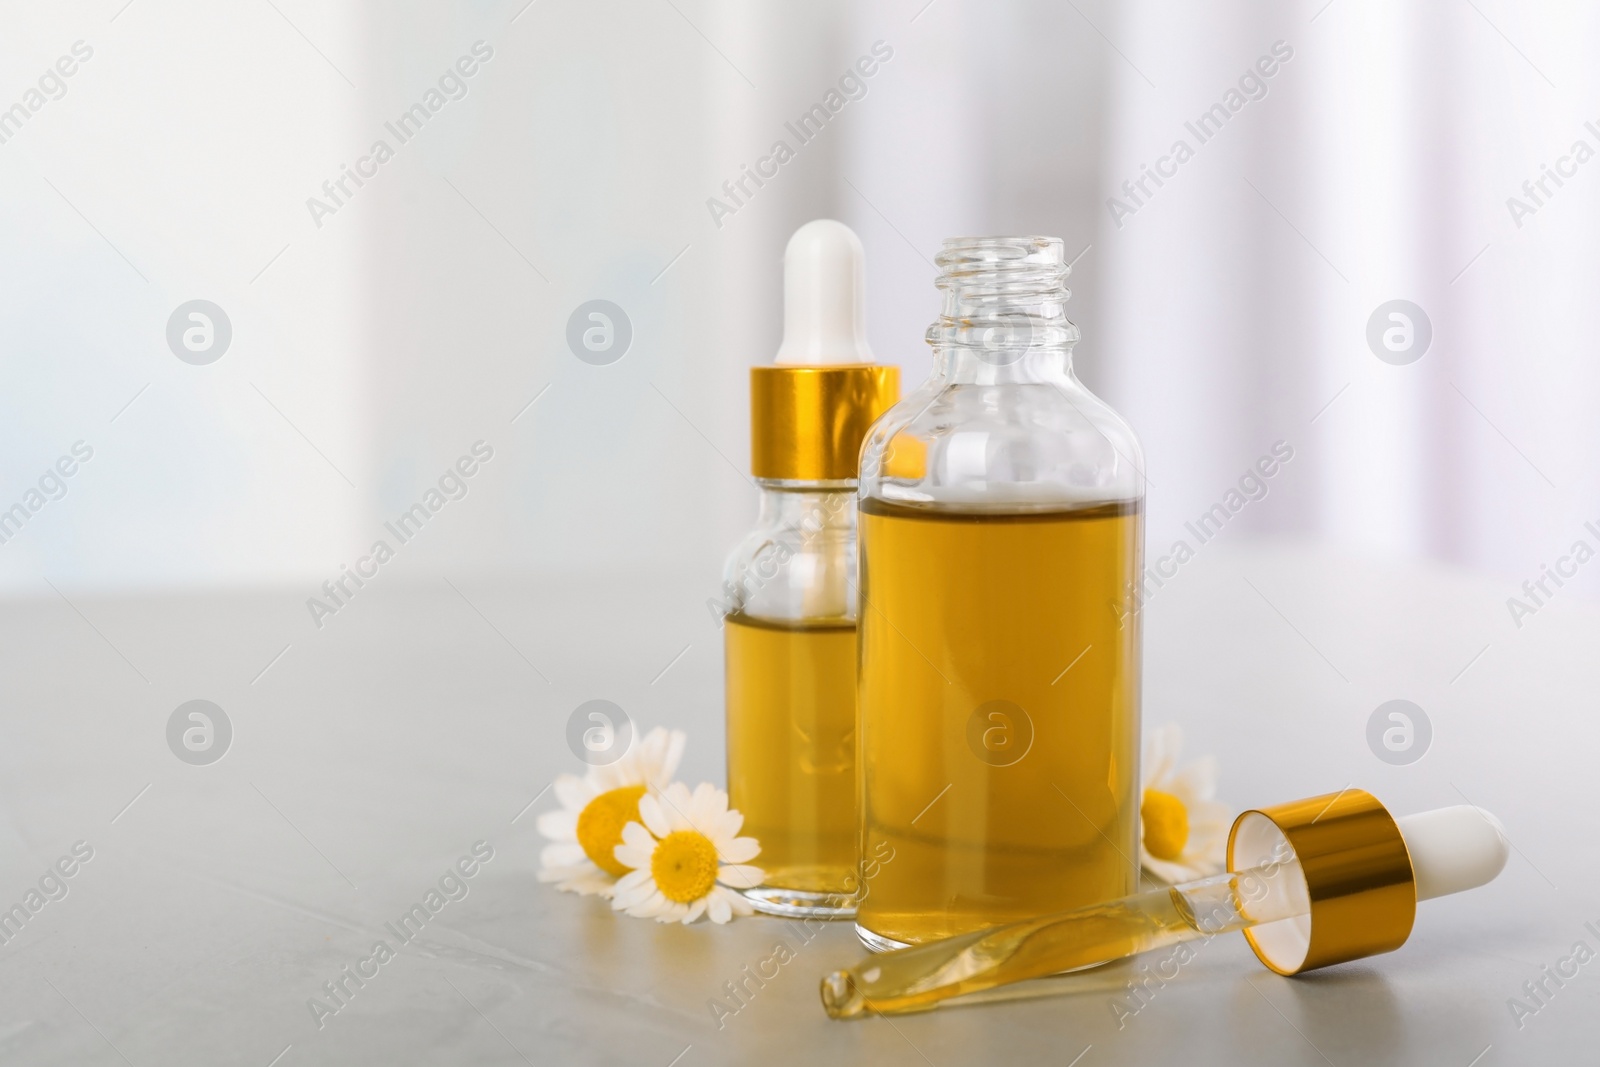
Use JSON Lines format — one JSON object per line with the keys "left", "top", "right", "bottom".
{"left": 927, "top": 236, "right": 1081, "bottom": 361}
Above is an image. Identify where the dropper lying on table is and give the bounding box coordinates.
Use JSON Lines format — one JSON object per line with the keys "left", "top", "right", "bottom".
{"left": 822, "top": 789, "right": 1509, "bottom": 1019}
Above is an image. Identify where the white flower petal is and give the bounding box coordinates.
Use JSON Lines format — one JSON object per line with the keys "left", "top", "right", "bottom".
{"left": 638, "top": 794, "right": 673, "bottom": 839}
{"left": 707, "top": 891, "right": 733, "bottom": 924}
{"left": 1141, "top": 851, "right": 1198, "bottom": 885}
{"left": 683, "top": 898, "right": 708, "bottom": 924}
{"left": 536, "top": 808, "right": 579, "bottom": 841}
{"left": 710, "top": 807, "right": 744, "bottom": 845}
{"left": 717, "top": 836, "right": 761, "bottom": 864}
{"left": 607, "top": 729, "right": 655, "bottom": 788}
{"left": 659, "top": 783, "right": 696, "bottom": 832}
{"left": 725, "top": 887, "right": 755, "bottom": 916}
{"left": 620, "top": 820, "right": 656, "bottom": 850}
{"left": 539, "top": 842, "right": 586, "bottom": 868}
{"left": 593, "top": 764, "right": 628, "bottom": 793}
{"left": 634, "top": 889, "right": 671, "bottom": 918}
{"left": 655, "top": 900, "right": 690, "bottom": 924}
{"left": 658, "top": 730, "right": 688, "bottom": 787}
{"left": 613, "top": 887, "right": 656, "bottom": 912}
{"left": 614, "top": 868, "right": 652, "bottom": 892}
{"left": 612, "top": 876, "right": 659, "bottom": 908}
{"left": 623, "top": 728, "right": 664, "bottom": 784}
{"left": 618, "top": 885, "right": 665, "bottom": 916}
{"left": 1181, "top": 828, "right": 1227, "bottom": 874}
{"left": 716, "top": 864, "right": 765, "bottom": 889}
{"left": 610, "top": 872, "right": 646, "bottom": 901}
{"left": 1171, "top": 755, "right": 1218, "bottom": 801}
{"left": 688, "top": 782, "right": 720, "bottom": 828}
{"left": 536, "top": 862, "right": 591, "bottom": 883}
{"left": 1188, "top": 799, "right": 1230, "bottom": 829}
{"left": 613, "top": 843, "right": 653, "bottom": 870}
{"left": 629, "top": 727, "right": 661, "bottom": 761}
{"left": 1142, "top": 724, "right": 1182, "bottom": 790}
{"left": 536, "top": 857, "right": 616, "bottom": 896}
{"left": 553, "top": 774, "right": 596, "bottom": 811}
{"left": 555, "top": 869, "right": 618, "bottom": 897}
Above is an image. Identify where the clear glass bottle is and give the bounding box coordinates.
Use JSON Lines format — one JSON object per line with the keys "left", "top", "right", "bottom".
{"left": 721, "top": 221, "right": 898, "bottom": 919}
{"left": 855, "top": 236, "right": 1145, "bottom": 948}
{"left": 722, "top": 472, "right": 860, "bottom": 916}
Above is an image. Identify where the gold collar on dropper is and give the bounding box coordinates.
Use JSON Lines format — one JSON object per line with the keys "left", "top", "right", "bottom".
{"left": 1229, "top": 788, "right": 1418, "bottom": 974}
{"left": 751, "top": 220, "right": 898, "bottom": 481}
{"left": 751, "top": 364, "right": 897, "bottom": 481}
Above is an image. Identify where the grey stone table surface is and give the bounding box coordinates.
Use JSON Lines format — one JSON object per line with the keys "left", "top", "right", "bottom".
{"left": 0, "top": 541, "right": 1596, "bottom": 1066}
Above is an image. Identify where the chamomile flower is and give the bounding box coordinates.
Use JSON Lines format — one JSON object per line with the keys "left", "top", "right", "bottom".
{"left": 1139, "top": 723, "right": 1230, "bottom": 885}
{"left": 537, "top": 727, "right": 686, "bottom": 897}
{"left": 610, "top": 782, "right": 764, "bottom": 924}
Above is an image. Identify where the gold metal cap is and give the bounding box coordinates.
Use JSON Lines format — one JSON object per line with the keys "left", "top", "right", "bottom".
{"left": 1228, "top": 788, "right": 1417, "bottom": 976}
{"left": 750, "top": 364, "right": 899, "bottom": 481}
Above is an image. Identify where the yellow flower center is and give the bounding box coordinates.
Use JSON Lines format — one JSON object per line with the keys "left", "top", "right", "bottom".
{"left": 650, "top": 830, "right": 720, "bottom": 903}
{"left": 576, "top": 785, "right": 647, "bottom": 877}
{"left": 1141, "top": 788, "right": 1190, "bottom": 861}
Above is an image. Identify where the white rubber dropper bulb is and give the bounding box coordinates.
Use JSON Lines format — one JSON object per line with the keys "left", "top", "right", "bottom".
{"left": 1395, "top": 805, "right": 1511, "bottom": 901}
{"left": 775, "top": 219, "right": 875, "bottom": 365}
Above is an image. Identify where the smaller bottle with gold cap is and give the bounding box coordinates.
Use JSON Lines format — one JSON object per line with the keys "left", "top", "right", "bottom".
{"left": 720, "top": 220, "right": 899, "bottom": 919}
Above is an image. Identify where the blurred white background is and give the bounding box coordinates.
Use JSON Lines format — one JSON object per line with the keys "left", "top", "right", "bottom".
{"left": 2, "top": 0, "right": 1596, "bottom": 608}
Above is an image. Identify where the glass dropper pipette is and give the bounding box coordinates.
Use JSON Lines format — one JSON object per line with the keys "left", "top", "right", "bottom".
{"left": 823, "top": 850, "right": 1303, "bottom": 1018}
{"left": 822, "top": 792, "right": 1508, "bottom": 1019}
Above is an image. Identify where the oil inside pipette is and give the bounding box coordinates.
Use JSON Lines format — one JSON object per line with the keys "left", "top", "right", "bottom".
{"left": 823, "top": 856, "right": 1303, "bottom": 1019}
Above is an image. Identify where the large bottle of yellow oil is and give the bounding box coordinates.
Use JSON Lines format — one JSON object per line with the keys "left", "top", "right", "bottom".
{"left": 721, "top": 220, "right": 897, "bottom": 919}
{"left": 855, "top": 236, "right": 1144, "bottom": 948}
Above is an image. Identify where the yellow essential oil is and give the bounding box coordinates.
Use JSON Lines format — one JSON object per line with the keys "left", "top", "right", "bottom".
{"left": 825, "top": 881, "right": 1188, "bottom": 1018}
{"left": 725, "top": 613, "right": 858, "bottom": 895}
{"left": 856, "top": 498, "right": 1142, "bottom": 946}
{"left": 720, "top": 221, "right": 900, "bottom": 918}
